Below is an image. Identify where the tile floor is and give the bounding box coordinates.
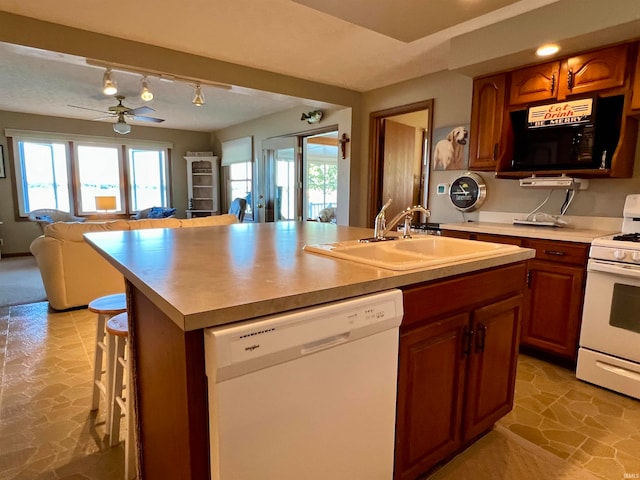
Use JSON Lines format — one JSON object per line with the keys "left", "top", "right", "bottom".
{"left": 1, "top": 301, "right": 639, "bottom": 479}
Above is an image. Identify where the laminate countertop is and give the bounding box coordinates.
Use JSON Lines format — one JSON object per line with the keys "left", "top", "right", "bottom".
{"left": 440, "top": 221, "right": 618, "bottom": 243}
{"left": 85, "top": 221, "right": 534, "bottom": 331}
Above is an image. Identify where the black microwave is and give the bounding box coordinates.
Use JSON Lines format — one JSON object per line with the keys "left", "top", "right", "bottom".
{"left": 510, "top": 95, "right": 624, "bottom": 171}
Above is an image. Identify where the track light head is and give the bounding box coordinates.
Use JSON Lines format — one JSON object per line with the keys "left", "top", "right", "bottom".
{"left": 140, "top": 76, "right": 154, "bottom": 101}
{"left": 102, "top": 68, "right": 118, "bottom": 96}
{"left": 192, "top": 83, "right": 205, "bottom": 106}
{"left": 113, "top": 114, "right": 131, "bottom": 135}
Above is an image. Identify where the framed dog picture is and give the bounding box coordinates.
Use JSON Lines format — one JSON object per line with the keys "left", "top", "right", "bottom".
{"left": 432, "top": 124, "right": 469, "bottom": 171}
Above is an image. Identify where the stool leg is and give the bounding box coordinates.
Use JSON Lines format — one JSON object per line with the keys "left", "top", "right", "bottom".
{"left": 91, "top": 313, "right": 107, "bottom": 410}
{"left": 104, "top": 331, "right": 117, "bottom": 432}
{"left": 109, "top": 337, "right": 126, "bottom": 446}
{"left": 125, "top": 343, "right": 137, "bottom": 480}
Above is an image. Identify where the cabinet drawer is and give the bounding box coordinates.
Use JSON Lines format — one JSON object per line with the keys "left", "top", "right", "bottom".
{"left": 524, "top": 239, "right": 588, "bottom": 265}
{"left": 402, "top": 263, "right": 526, "bottom": 329}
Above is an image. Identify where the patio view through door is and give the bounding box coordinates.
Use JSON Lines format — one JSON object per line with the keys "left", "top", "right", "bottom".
{"left": 262, "top": 129, "right": 338, "bottom": 223}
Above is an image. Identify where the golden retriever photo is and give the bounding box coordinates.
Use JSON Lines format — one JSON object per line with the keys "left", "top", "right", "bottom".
{"left": 433, "top": 125, "right": 469, "bottom": 170}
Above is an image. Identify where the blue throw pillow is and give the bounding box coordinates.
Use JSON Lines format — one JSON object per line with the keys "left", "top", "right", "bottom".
{"left": 147, "top": 207, "right": 176, "bottom": 218}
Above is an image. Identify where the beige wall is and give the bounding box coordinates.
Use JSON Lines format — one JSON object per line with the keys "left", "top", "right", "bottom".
{"left": 0, "top": 110, "right": 211, "bottom": 254}
{"left": 361, "top": 71, "right": 640, "bottom": 226}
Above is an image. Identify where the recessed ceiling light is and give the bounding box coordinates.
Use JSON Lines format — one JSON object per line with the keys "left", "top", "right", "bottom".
{"left": 536, "top": 44, "right": 560, "bottom": 57}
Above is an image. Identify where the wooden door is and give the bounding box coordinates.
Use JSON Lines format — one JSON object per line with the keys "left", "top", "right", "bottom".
{"left": 557, "top": 45, "right": 628, "bottom": 99}
{"left": 464, "top": 295, "right": 522, "bottom": 442}
{"left": 382, "top": 119, "right": 422, "bottom": 221}
{"left": 509, "top": 61, "right": 560, "bottom": 105}
{"left": 521, "top": 260, "right": 585, "bottom": 360}
{"left": 394, "top": 314, "right": 468, "bottom": 480}
{"left": 632, "top": 43, "right": 640, "bottom": 111}
{"left": 469, "top": 74, "right": 506, "bottom": 171}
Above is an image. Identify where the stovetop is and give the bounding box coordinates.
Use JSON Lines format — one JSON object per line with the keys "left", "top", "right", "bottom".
{"left": 612, "top": 233, "right": 640, "bottom": 242}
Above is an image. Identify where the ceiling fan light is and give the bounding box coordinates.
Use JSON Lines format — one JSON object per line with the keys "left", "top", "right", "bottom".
{"left": 113, "top": 115, "right": 131, "bottom": 135}
{"left": 102, "top": 68, "right": 118, "bottom": 96}
{"left": 192, "top": 84, "right": 205, "bottom": 106}
{"left": 140, "top": 76, "right": 154, "bottom": 101}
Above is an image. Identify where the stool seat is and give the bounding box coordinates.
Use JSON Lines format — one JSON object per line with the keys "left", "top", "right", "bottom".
{"left": 89, "top": 293, "right": 127, "bottom": 315}
{"left": 107, "top": 313, "right": 129, "bottom": 337}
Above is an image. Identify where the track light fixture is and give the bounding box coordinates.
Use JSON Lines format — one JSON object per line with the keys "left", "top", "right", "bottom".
{"left": 102, "top": 68, "right": 118, "bottom": 95}
{"left": 192, "top": 83, "right": 205, "bottom": 106}
{"left": 113, "top": 113, "right": 131, "bottom": 135}
{"left": 140, "top": 76, "right": 153, "bottom": 101}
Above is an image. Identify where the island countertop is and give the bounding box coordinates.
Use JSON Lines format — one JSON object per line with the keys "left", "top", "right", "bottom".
{"left": 85, "top": 221, "right": 534, "bottom": 331}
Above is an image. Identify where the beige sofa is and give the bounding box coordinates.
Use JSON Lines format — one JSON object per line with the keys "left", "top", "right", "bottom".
{"left": 30, "top": 215, "right": 238, "bottom": 310}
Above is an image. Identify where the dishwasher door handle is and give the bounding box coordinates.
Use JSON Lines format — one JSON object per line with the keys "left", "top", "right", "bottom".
{"left": 301, "top": 332, "right": 350, "bottom": 355}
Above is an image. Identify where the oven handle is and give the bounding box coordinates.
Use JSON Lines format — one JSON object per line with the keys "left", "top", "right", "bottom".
{"left": 588, "top": 259, "right": 640, "bottom": 279}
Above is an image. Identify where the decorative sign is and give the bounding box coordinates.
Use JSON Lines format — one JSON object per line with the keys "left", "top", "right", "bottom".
{"left": 527, "top": 98, "right": 593, "bottom": 129}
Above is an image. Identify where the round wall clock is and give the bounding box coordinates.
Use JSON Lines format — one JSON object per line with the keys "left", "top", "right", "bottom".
{"left": 448, "top": 172, "right": 487, "bottom": 212}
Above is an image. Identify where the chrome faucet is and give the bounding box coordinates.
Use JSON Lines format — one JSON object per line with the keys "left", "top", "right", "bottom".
{"left": 369, "top": 199, "right": 430, "bottom": 241}
{"left": 384, "top": 205, "right": 431, "bottom": 239}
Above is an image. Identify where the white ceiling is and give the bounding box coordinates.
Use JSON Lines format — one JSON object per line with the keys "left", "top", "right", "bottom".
{"left": 0, "top": 0, "right": 639, "bottom": 132}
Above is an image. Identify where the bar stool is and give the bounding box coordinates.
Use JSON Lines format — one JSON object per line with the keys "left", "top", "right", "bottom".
{"left": 107, "top": 312, "right": 137, "bottom": 480}
{"left": 89, "top": 293, "right": 127, "bottom": 431}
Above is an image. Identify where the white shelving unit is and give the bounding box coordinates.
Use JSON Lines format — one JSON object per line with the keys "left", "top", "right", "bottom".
{"left": 185, "top": 155, "right": 220, "bottom": 218}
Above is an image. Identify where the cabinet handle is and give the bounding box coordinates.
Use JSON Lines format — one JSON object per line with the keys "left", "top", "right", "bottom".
{"left": 476, "top": 323, "right": 487, "bottom": 353}
{"left": 544, "top": 249, "right": 566, "bottom": 256}
{"left": 526, "top": 270, "right": 532, "bottom": 288}
{"left": 567, "top": 68, "right": 574, "bottom": 90}
{"left": 493, "top": 143, "right": 499, "bottom": 161}
{"left": 463, "top": 326, "right": 474, "bottom": 357}
{"left": 550, "top": 73, "right": 556, "bottom": 95}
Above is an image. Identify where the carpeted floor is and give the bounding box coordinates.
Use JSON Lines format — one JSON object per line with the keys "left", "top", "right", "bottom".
{"left": 0, "top": 256, "right": 47, "bottom": 308}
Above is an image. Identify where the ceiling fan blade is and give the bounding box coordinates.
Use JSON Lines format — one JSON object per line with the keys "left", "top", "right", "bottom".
{"left": 130, "top": 106, "right": 155, "bottom": 116}
{"left": 68, "top": 104, "right": 110, "bottom": 115}
{"left": 132, "top": 115, "right": 165, "bottom": 123}
{"left": 92, "top": 116, "right": 116, "bottom": 121}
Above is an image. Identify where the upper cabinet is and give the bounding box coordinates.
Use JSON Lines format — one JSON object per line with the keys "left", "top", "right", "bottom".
{"left": 509, "top": 62, "right": 560, "bottom": 106}
{"left": 632, "top": 43, "right": 640, "bottom": 111}
{"left": 468, "top": 74, "right": 507, "bottom": 171}
{"left": 509, "top": 45, "right": 629, "bottom": 106}
{"left": 470, "top": 41, "right": 639, "bottom": 178}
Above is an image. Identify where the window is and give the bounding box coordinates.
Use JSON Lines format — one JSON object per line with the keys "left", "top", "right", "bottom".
{"left": 9, "top": 130, "right": 171, "bottom": 217}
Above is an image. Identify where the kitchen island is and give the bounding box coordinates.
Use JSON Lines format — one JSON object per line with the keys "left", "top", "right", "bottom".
{"left": 85, "top": 221, "right": 534, "bottom": 480}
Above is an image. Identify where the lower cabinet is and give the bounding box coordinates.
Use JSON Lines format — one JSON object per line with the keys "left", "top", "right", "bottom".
{"left": 442, "top": 230, "right": 588, "bottom": 362}
{"left": 395, "top": 264, "right": 524, "bottom": 480}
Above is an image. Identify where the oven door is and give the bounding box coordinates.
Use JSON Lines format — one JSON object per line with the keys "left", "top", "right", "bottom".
{"left": 579, "top": 259, "right": 640, "bottom": 363}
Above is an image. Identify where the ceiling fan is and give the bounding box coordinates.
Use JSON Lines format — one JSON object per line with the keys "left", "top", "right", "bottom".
{"left": 68, "top": 95, "right": 165, "bottom": 134}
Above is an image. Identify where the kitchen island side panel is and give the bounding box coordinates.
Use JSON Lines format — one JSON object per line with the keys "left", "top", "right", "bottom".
{"left": 129, "top": 283, "right": 209, "bottom": 480}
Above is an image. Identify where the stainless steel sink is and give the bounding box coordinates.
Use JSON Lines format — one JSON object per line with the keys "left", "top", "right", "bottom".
{"left": 303, "top": 236, "right": 520, "bottom": 270}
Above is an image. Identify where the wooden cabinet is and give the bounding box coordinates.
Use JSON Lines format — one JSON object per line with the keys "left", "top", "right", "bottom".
{"left": 185, "top": 155, "right": 220, "bottom": 218}
{"left": 509, "top": 45, "right": 629, "bottom": 106}
{"left": 632, "top": 42, "right": 640, "bottom": 111}
{"left": 441, "top": 230, "right": 588, "bottom": 362}
{"left": 468, "top": 74, "right": 507, "bottom": 171}
{"left": 520, "top": 239, "right": 588, "bottom": 360}
{"left": 557, "top": 45, "right": 628, "bottom": 99}
{"left": 509, "top": 61, "right": 560, "bottom": 105}
{"left": 395, "top": 264, "right": 524, "bottom": 480}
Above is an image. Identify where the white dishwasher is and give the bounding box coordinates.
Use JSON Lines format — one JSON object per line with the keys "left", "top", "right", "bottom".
{"left": 204, "top": 289, "right": 403, "bottom": 480}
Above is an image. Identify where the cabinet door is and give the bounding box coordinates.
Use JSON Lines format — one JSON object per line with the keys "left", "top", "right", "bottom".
{"left": 521, "top": 260, "right": 585, "bottom": 360}
{"left": 509, "top": 62, "right": 560, "bottom": 105}
{"left": 632, "top": 43, "right": 640, "bottom": 111}
{"left": 394, "top": 314, "right": 468, "bottom": 480}
{"left": 558, "top": 45, "right": 628, "bottom": 99}
{"left": 464, "top": 295, "right": 522, "bottom": 442}
{"left": 469, "top": 74, "right": 506, "bottom": 171}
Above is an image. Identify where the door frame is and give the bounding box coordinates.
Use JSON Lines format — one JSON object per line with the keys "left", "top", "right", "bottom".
{"left": 368, "top": 99, "right": 433, "bottom": 227}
